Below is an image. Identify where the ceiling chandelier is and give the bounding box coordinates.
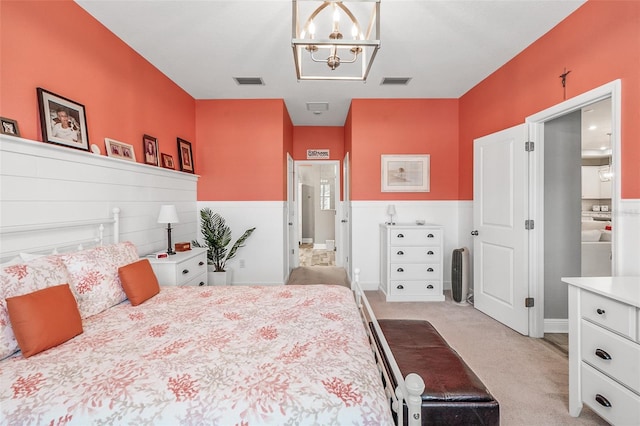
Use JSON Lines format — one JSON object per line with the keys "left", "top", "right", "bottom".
{"left": 292, "top": 0, "right": 381, "bottom": 81}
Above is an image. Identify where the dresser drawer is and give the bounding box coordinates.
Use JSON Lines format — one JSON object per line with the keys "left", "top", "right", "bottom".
{"left": 581, "top": 320, "right": 640, "bottom": 393}
{"left": 582, "top": 290, "right": 637, "bottom": 339}
{"left": 390, "top": 246, "right": 441, "bottom": 263}
{"left": 390, "top": 229, "right": 441, "bottom": 246}
{"left": 389, "top": 263, "right": 440, "bottom": 280}
{"left": 581, "top": 362, "right": 640, "bottom": 426}
{"left": 176, "top": 254, "right": 207, "bottom": 285}
{"left": 389, "top": 280, "right": 442, "bottom": 296}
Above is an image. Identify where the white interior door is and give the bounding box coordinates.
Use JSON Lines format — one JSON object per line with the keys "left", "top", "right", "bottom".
{"left": 473, "top": 124, "right": 530, "bottom": 335}
{"left": 340, "top": 153, "right": 351, "bottom": 274}
{"left": 286, "top": 154, "right": 298, "bottom": 272}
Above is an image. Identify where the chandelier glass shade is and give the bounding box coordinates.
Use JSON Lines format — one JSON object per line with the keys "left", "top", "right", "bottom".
{"left": 292, "top": 0, "right": 381, "bottom": 81}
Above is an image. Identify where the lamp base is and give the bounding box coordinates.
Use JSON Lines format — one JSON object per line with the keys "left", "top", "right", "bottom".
{"left": 166, "top": 224, "right": 176, "bottom": 255}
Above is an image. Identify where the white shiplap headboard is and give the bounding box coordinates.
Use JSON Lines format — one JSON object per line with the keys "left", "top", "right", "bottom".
{"left": 0, "top": 134, "right": 199, "bottom": 258}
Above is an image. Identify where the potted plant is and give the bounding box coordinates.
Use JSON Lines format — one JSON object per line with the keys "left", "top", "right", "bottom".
{"left": 192, "top": 208, "right": 256, "bottom": 285}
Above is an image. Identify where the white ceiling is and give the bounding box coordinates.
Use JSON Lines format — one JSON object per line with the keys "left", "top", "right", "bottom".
{"left": 75, "top": 0, "right": 586, "bottom": 126}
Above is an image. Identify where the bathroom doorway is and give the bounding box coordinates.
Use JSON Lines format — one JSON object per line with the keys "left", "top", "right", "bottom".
{"left": 295, "top": 160, "right": 340, "bottom": 267}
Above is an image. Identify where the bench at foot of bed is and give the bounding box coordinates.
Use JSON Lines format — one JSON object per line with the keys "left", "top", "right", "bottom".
{"left": 373, "top": 319, "right": 500, "bottom": 426}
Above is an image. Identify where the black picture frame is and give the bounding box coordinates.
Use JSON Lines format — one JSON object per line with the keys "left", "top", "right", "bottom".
{"left": 177, "top": 138, "right": 194, "bottom": 173}
{"left": 37, "top": 87, "right": 89, "bottom": 151}
{"left": 0, "top": 117, "right": 20, "bottom": 137}
{"left": 143, "top": 134, "right": 159, "bottom": 166}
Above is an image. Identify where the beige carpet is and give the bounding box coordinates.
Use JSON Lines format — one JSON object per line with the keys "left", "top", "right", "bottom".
{"left": 366, "top": 290, "right": 607, "bottom": 426}
{"left": 286, "top": 266, "right": 350, "bottom": 287}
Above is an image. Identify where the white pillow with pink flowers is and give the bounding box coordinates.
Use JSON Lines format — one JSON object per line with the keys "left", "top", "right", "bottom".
{"left": 0, "top": 255, "right": 72, "bottom": 359}
{"left": 60, "top": 242, "right": 138, "bottom": 319}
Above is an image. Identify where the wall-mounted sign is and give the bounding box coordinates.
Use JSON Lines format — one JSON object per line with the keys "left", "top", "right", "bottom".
{"left": 307, "top": 149, "right": 330, "bottom": 159}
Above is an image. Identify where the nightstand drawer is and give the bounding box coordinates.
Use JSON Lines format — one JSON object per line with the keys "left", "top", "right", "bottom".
{"left": 581, "top": 320, "right": 640, "bottom": 393}
{"left": 176, "top": 255, "right": 207, "bottom": 285}
{"left": 582, "top": 290, "right": 637, "bottom": 339}
{"left": 182, "top": 272, "right": 207, "bottom": 287}
{"left": 581, "top": 362, "right": 640, "bottom": 426}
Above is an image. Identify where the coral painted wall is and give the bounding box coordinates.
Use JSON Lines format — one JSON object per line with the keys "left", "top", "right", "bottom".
{"left": 348, "top": 99, "right": 459, "bottom": 200}
{"left": 292, "top": 127, "right": 345, "bottom": 161}
{"left": 195, "top": 99, "right": 290, "bottom": 201}
{"left": 459, "top": 0, "right": 640, "bottom": 200}
{"left": 0, "top": 0, "right": 195, "bottom": 162}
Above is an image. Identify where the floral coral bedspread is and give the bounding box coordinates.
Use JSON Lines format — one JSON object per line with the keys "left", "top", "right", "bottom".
{"left": 0, "top": 285, "right": 393, "bottom": 425}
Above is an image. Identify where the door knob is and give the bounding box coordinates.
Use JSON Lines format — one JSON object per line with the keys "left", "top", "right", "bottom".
{"left": 341, "top": 219, "right": 348, "bottom": 223}
{"left": 471, "top": 230, "right": 479, "bottom": 236}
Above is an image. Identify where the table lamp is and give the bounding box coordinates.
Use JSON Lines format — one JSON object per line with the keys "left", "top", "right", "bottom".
{"left": 157, "top": 205, "right": 179, "bottom": 255}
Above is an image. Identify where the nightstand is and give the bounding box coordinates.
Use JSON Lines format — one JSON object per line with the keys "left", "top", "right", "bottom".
{"left": 147, "top": 247, "right": 208, "bottom": 286}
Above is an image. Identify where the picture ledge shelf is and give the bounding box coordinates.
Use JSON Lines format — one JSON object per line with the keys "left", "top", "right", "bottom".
{"left": 0, "top": 134, "right": 199, "bottom": 182}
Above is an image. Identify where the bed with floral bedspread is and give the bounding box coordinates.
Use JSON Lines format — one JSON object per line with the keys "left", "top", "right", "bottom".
{"left": 0, "top": 246, "right": 393, "bottom": 425}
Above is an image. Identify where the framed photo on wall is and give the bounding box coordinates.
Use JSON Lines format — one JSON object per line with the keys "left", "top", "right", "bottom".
{"left": 105, "top": 138, "right": 136, "bottom": 162}
{"left": 143, "top": 134, "right": 159, "bottom": 166}
{"left": 0, "top": 117, "right": 20, "bottom": 137}
{"left": 37, "top": 87, "right": 89, "bottom": 151}
{"left": 381, "top": 154, "right": 430, "bottom": 192}
{"left": 177, "top": 138, "right": 194, "bottom": 173}
{"left": 161, "top": 153, "right": 175, "bottom": 169}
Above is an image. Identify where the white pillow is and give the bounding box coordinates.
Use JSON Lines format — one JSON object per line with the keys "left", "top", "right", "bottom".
{"left": 20, "top": 252, "right": 45, "bottom": 261}
{"left": 0, "top": 257, "right": 23, "bottom": 268}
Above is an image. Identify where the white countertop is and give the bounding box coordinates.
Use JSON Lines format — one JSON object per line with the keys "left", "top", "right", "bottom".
{"left": 562, "top": 276, "right": 640, "bottom": 308}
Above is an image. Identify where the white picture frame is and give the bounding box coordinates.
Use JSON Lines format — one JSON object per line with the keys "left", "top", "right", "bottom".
{"left": 381, "top": 154, "right": 430, "bottom": 192}
{"left": 105, "top": 138, "right": 136, "bottom": 162}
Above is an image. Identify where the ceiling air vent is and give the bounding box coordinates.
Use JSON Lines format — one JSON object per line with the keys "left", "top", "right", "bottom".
{"left": 306, "top": 102, "right": 329, "bottom": 112}
{"left": 381, "top": 77, "right": 412, "bottom": 86}
{"left": 233, "top": 77, "right": 264, "bottom": 86}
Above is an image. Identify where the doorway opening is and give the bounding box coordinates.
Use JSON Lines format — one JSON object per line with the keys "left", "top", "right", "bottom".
{"left": 295, "top": 160, "right": 340, "bottom": 267}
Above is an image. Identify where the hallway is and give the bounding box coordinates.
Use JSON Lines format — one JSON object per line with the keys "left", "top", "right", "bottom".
{"left": 298, "top": 243, "right": 335, "bottom": 266}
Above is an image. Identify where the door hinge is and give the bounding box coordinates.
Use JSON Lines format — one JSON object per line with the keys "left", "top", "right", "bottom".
{"left": 525, "top": 141, "right": 535, "bottom": 152}
{"left": 525, "top": 297, "right": 534, "bottom": 308}
{"left": 525, "top": 219, "right": 535, "bottom": 230}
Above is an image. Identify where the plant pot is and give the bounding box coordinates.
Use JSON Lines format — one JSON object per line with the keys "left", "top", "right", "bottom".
{"left": 208, "top": 267, "right": 231, "bottom": 286}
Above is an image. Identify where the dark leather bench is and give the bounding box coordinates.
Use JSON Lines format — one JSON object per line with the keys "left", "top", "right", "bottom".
{"left": 371, "top": 319, "right": 500, "bottom": 425}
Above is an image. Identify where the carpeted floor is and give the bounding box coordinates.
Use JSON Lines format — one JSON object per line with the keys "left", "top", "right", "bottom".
{"left": 286, "top": 266, "right": 350, "bottom": 287}
{"left": 366, "top": 290, "right": 607, "bottom": 426}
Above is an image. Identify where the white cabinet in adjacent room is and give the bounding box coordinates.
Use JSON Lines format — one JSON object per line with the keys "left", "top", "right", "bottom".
{"left": 380, "top": 224, "right": 444, "bottom": 302}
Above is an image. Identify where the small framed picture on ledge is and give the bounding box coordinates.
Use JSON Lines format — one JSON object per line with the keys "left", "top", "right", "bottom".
{"left": 0, "top": 117, "right": 20, "bottom": 137}
{"left": 177, "top": 138, "right": 194, "bottom": 173}
{"left": 143, "top": 134, "right": 159, "bottom": 166}
{"left": 161, "top": 153, "right": 175, "bottom": 169}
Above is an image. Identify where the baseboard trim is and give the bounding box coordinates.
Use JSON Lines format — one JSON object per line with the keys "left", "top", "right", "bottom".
{"left": 544, "top": 318, "right": 568, "bottom": 333}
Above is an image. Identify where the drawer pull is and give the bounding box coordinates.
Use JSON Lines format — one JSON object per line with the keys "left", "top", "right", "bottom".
{"left": 596, "top": 308, "right": 606, "bottom": 315}
{"left": 595, "top": 394, "right": 611, "bottom": 408}
{"left": 397, "top": 250, "right": 404, "bottom": 255}
{"left": 397, "top": 233, "right": 405, "bottom": 238}
{"left": 427, "top": 233, "right": 434, "bottom": 238}
{"left": 199, "top": 281, "right": 205, "bottom": 286}
{"left": 427, "top": 268, "right": 434, "bottom": 272}
{"left": 396, "top": 284, "right": 404, "bottom": 290}
{"left": 198, "top": 261, "right": 205, "bottom": 266}
{"left": 595, "top": 348, "right": 612, "bottom": 360}
{"left": 182, "top": 269, "right": 189, "bottom": 275}
{"left": 397, "top": 267, "right": 404, "bottom": 272}
{"left": 427, "top": 250, "right": 434, "bottom": 255}
{"left": 427, "top": 284, "right": 434, "bottom": 289}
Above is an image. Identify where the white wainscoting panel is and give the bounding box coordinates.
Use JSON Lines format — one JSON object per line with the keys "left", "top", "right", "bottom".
{"left": 0, "top": 135, "right": 198, "bottom": 258}
{"left": 351, "top": 201, "right": 468, "bottom": 291}
{"left": 615, "top": 199, "right": 640, "bottom": 276}
{"left": 196, "top": 201, "right": 285, "bottom": 286}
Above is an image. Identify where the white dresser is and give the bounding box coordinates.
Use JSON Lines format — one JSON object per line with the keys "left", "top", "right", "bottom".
{"left": 563, "top": 276, "right": 640, "bottom": 425}
{"left": 380, "top": 224, "right": 444, "bottom": 302}
{"left": 147, "top": 247, "right": 208, "bottom": 287}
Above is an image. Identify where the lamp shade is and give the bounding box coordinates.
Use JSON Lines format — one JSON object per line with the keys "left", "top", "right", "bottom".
{"left": 157, "top": 205, "right": 179, "bottom": 224}
{"left": 387, "top": 205, "right": 396, "bottom": 216}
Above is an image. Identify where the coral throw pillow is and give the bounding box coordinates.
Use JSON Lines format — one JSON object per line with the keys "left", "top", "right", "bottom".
{"left": 6, "top": 284, "right": 83, "bottom": 358}
{"left": 118, "top": 259, "right": 160, "bottom": 306}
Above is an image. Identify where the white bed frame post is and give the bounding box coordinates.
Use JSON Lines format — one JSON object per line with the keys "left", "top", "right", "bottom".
{"left": 353, "top": 268, "right": 425, "bottom": 426}
{"left": 112, "top": 207, "right": 120, "bottom": 244}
